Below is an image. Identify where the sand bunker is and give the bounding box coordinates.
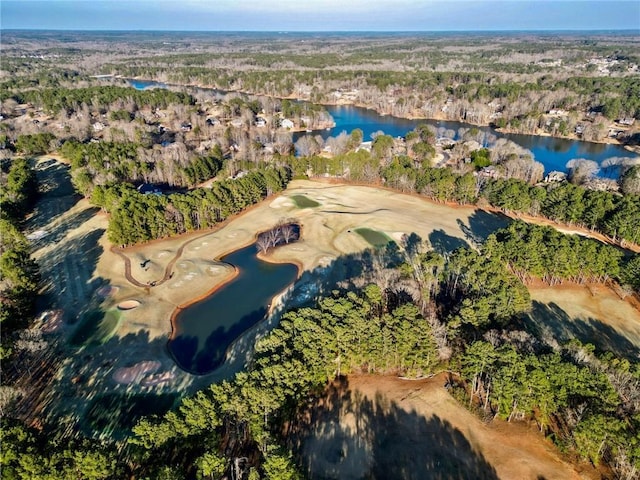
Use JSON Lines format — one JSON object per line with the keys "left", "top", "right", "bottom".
{"left": 96, "top": 285, "right": 119, "bottom": 298}
{"left": 270, "top": 197, "right": 295, "bottom": 209}
{"left": 117, "top": 299, "right": 141, "bottom": 310}
{"left": 112, "top": 361, "right": 161, "bottom": 385}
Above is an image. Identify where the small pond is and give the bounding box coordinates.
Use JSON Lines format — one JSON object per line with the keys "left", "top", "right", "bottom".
{"left": 167, "top": 244, "right": 298, "bottom": 375}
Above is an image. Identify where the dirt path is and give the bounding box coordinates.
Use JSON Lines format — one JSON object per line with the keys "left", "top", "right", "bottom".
{"left": 294, "top": 374, "right": 599, "bottom": 480}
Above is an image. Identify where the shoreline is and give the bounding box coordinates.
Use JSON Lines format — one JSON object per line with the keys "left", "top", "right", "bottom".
{"left": 166, "top": 234, "right": 303, "bottom": 377}
{"left": 119, "top": 76, "right": 635, "bottom": 149}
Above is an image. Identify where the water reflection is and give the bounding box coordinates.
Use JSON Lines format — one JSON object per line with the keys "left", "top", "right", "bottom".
{"left": 126, "top": 79, "right": 637, "bottom": 177}
{"left": 168, "top": 244, "right": 298, "bottom": 375}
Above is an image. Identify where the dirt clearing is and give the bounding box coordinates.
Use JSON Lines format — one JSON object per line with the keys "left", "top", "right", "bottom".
{"left": 524, "top": 284, "right": 640, "bottom": 360}
{"left": 293, "top": 375, "right": 597, "bottom": 480}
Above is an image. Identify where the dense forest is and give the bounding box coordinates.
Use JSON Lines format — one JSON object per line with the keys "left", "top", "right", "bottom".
{"left": 94, "top": 167, "right": 290, "bottom": 246}
{"left": 2, "top": 31, "right": 640, "bottom": 480}
{"left": 3, "top": 220, "right": 639, "bottom": 478}
{"left": 0, "top": 158, "right": 40, "bottom": 358}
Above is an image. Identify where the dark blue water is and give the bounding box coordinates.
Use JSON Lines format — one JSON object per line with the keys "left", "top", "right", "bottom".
{"left": 127, "top": 79, "right": 637, "bottom": 176}
{"left": 168, "top": 244, "right": 298, "bottom": 375}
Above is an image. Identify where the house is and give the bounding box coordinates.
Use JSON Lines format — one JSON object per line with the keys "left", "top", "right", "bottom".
{"left": 436, "top": 137, "right": 456, "bottom": 148}
{"left": 476, "top": 166, "right": 501, "bottom": 179}
{"left": 206, "top": 117, "right": 220, "bottom": 126}
{"left": 281, "top": 119, "right": 294, "bottom": 129}
{"left": 255, "top": 117, "right": 267, "bottom": 127}
{"left": 355, "top": 141, "right": 372, "bottom": 153}
{"left": 180, "top": 122, "right": 192, "bottom": 132}
{"left": 575, "top": 124, "right": 585, "bottom": 135}
{"left": 609, "top": 129, "right": 624, "bottom": 138}
{"left": 137, "top": 183, "right": 163, "bottom": 195}
{"left": 618, "top": 118, "right": 636, "bottom": 126}
{"left": 544, "top": 171, "right": 567, "bottom": 183}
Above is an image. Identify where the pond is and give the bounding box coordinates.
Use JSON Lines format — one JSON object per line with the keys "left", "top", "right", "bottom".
{"left": 167, "top": 244, "right": 298, "bottom": 375}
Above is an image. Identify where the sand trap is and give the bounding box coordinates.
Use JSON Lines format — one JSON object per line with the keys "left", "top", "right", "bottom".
{"left": 270, "top": 197, "right": 295, "bottom": 209}
{"left": 96, "top": 285, "right": 119, "bottom": 298}
{"left": 390, "top": 231, "right": 406, "bottom": 243}
{"left": 112, "top": 361, "right": 161, "bottom": 385}
{"left": 117, "top": 299, "right": 141, "bottom": 311}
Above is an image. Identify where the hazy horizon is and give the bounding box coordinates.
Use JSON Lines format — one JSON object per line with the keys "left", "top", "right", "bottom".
{"left": 2, "top": 1, "right": 639, "bottom": 32}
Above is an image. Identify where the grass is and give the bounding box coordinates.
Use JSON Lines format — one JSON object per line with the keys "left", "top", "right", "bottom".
{"left": 69, "top": 309, "right": 121, "bottom": 347}
{"left": 291, "top": 194, "right": 320, "bottom": 208}
{"left": 355, "top": 227, "right": 392, "bottom": 247}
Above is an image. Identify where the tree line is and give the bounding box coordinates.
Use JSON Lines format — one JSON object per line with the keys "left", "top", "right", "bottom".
{"left": 92, "top": 167, "right": 291, "bottom": 246}
{"left": 10, "top": 85, "right": 195, "bottom": 114}
{"left": 60, "top": 140, "right": 225, "bottom": 193}
{"left": 485, "top": 220, "right": 628, "bottom": 286}
{"left": 379, "top": 156, "right": 640, "bottom": 246}
{"left": 0, "top": 158, "right": 40, "bottom": 359}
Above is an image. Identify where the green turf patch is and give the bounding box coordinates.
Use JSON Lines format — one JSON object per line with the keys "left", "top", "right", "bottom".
{"left": 84, "top": 393, "right": 177, "bottom": 437}
{"left": 291, "top": 194, "right": 320, "bottom": 208}
{"left": 70, "top": 309, "right": 120, "bottom": 347}
{"left": 355, "top": 227, "right": 392, "bottom": 247}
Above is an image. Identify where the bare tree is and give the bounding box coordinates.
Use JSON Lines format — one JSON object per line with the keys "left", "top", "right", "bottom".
{"left": 280, "top": 224, "right": 296, "bottom": 244}
{"left": 566, "top": 158, "right": 599, "bottom": 185}
{"left": 256, "top": 234, "right": 271, "bottom": 254}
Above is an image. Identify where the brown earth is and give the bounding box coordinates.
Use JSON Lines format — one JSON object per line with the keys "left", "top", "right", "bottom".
{"left": 294, "top": 374, "right": 600, "bottom": 480}
{"left": 525, "top": 283, "right": 640, "bottom": 359}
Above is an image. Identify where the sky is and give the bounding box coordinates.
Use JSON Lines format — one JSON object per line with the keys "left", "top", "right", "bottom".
{"left": 1, "top": 0, "right": 639, "bottom": 31}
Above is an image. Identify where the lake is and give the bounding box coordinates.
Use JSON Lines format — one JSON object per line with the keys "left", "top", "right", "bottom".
{"left": 127, "top": 78, "right": 637, "bottom": 177}
{"left": 313, "top": 105, "right": 638, "bottom": 178}
{"left": 167, "top": 244, "right": 298, "bottom": 375}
